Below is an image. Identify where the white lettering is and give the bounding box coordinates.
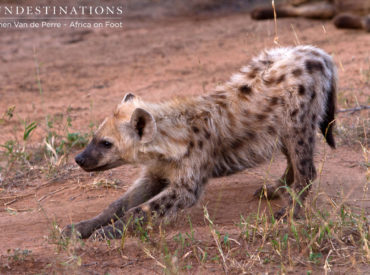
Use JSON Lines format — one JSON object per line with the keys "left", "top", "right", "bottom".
{"left": 14, "top": 21, "right": 27, "bottom": 28}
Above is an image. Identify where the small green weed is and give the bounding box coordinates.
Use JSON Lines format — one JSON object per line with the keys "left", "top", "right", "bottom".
{"left": 7, "top": 248, "right": 32, "bottom": 262}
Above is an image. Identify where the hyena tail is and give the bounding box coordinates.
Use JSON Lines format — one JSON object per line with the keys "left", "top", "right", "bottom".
{"left": 319, "top": 74, "right": 337, "bottom": 148}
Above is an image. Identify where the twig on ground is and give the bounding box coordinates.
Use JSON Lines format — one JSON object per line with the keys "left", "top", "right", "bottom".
{"left": 3, "top": 207, "right": 33, "bottom": 213}
{"left": 337, "top": 105, "right": 370, "bottom": 114}
{"left": 204, "top": 206, "right": 228, "bottom": 273}
{"left": 142, "top": 247, "right": 166, "bottom": 269}
{"left": 37, "top": 186, "right": 68, "bottom": 202}
{"left": 4, "top": 198, "right": 17, "bottom": 206}
{"left": 1, "top": 193, "right": 35, "bottom": 203}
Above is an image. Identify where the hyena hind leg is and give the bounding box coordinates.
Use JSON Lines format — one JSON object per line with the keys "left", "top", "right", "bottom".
{"left": 274, "top": 133, "right": 317, "bottom": 219}
{"left": 253, "top": 146, "right": 294, "bottom": 200}
{"left": 62, "top": 176, "right": 169, "bottom": 239}
{"left": 92, "top": 187, "right": 199, "bottom": 239}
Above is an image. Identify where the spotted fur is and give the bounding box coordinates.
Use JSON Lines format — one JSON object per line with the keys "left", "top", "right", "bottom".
{"left": 64, "top": 45, "right": 337, "bottom": 239}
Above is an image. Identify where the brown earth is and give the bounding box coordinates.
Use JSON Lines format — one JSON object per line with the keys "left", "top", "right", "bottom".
{"left": 0, "top": 3, "right": 369, "bottom": 275}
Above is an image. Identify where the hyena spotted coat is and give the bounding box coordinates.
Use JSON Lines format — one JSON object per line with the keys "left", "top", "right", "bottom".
{"left": 64, "top": 45, "right": 337, "bottom": 239}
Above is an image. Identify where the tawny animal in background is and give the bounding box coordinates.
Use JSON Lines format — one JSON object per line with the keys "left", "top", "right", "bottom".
{"left": 64, "top": 45, "right": 337, "bottom": 239}
{"left": 251, "top": 0, "right": 370, "bottom": 32}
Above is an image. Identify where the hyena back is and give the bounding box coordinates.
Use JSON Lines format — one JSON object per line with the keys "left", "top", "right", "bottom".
{"left": 66, "top": 45, "right": 337, "bottom": 239}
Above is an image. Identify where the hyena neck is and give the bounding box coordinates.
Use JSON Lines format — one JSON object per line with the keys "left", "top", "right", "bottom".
{"left": 134, "top": 96, "right": 212, "bottom": 162}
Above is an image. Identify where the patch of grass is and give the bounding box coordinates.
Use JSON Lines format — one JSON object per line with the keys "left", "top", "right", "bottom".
{"left": 0, "top": 105, "right": 91, "bottom": 186}
{"left": 2, "top": 248, "right": 33, "bottom": 272}
{"left": 0, "top": 119, "right": 38, "bottom": 177}
{"left": 43, "top": 109, "right": 89, "bottom": 169}
{"left": 7, "top": 248, "right": 32, "bottom": 262}
{"left": 127, "top": 180, "right": 369, "bottom": 274}
{"left": 47, "top": 220, "right": 86, "bottom": 272}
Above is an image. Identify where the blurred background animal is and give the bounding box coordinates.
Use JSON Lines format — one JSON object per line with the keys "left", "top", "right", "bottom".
{"left": 251, "top": 0, "right": 370, "bottom": 32}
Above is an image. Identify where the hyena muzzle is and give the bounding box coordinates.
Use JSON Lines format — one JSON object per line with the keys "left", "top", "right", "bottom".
{"left": 63, "top": 45, "right": 337, "bottom": 239}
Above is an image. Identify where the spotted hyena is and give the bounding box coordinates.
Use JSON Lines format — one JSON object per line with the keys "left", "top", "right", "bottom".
{"left": 63, "top": 45, "right": 337, "bottom": 239}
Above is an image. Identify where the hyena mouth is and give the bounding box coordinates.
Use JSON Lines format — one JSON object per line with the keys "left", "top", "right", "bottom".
{"left": 82, "top": 160, "right": 125, "bottom": 172}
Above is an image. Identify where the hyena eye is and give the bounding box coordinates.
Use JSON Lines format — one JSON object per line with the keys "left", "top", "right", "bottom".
{"left": 100, "top": 140, "right": 113, "bottom": 149}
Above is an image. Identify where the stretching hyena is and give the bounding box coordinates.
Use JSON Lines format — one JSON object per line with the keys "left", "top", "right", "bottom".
{"left": 64, "top": 45, "right": 337, "bottom": 239}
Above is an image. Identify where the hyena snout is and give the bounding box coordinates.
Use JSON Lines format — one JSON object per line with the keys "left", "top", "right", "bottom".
{"left": 74, "top": 142, "right": 101, "bottom": 171}
{"left": 75, "top": 140, "right": 125, "bottom": 172}
{"left": 75, "top": 153, "right": 86, "bottom": 166}
{"left": 75, "top": 151, "right": 99, "bottom": 171}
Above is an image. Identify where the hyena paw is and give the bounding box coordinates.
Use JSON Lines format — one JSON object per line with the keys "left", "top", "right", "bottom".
{"left": 91, "top": 224, "right": 124, "bottom": 240}
{"left": 273, "top": 207, "right": 288, "bottom": 220}
{"left": 254, "top": 184, "right": 281, "bottom": 200}
{"left": 61, "top": 221, "right": 93, "bottom": 239}
{"left": 273, "top": 206, "right": 301, "bottom": 220}
{"left": 62, "top": 224, "right": 82, "bottom": 239}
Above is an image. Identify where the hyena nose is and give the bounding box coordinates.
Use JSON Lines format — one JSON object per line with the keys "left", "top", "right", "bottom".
{"left": 75, "top": 154, "right": 85, "bottom": 166}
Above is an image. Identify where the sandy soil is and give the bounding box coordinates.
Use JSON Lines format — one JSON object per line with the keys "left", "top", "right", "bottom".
{"left": 0, "top": 3, "right": 369, "bottom": 274}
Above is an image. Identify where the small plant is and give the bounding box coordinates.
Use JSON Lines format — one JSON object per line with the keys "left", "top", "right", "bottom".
{"left": 47, "top": 220, "right": 86, "bottom": 272}
{"left": 23, "top": 121, "right": 37, "bottom": 141}
{"left": 119, "top": 216, "right": 132, "bottom": 250}
{"left": 65, "top": 132, "right": 89, "bottom": 149}
{"left": 173, "top": 232, "right": 186, "bottom": 252}
{"left": 133, "top": 216, "right": 150, "bottom": 242}
{"left": 204, "top": 207, "right": 228, "bottom": 272}
{"left": 0, "top": 119, "right": 37, "bottom": 174}
{"left": 308, "top": 250, "right": 322, "bottom": 264}
{"left": 172, "top": 219, "right": 197, "bottom": 255}
{"left": 222, "top": 232, "right": 230, "bottom": 249}
{"left": 43, "top": 110, "right": 89, "bottom": 171}
{"left": 7, "top": 248, "right": 32, "bottom": 262}
{"left": 186, "top": 216, "right": 195, "bottom": 242}
{"left": 0, "top": 105, "right": 15, "bottom": 124}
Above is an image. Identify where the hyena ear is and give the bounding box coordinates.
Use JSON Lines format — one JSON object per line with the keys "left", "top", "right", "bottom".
{"left": 122, "top": 93, "right": 135, "bottom": 103}
{"left": 130, "top": 108, "right": 157, "bottom": 143}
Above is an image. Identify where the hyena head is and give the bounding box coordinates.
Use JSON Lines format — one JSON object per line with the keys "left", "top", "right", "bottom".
{"left": 75, "top": 93, "right": 157, "bottom": 172}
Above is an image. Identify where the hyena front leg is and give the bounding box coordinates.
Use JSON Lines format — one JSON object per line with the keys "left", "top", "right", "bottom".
{"left": 274, "top": 131, "right": 317, "bottom": 219}
{"left": 92, "top": 183, "right": 201, "bottom": 239}
{"left": 62, "top": 175, "right": 169, "bottom": 239}
{"left": 254, "top": 145, "right": 294, "bottom": 200}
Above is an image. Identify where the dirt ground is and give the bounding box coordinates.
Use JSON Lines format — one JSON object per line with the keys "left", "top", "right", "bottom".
{"left": 0, "top": 2, "right": 369, "bottom": 274}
